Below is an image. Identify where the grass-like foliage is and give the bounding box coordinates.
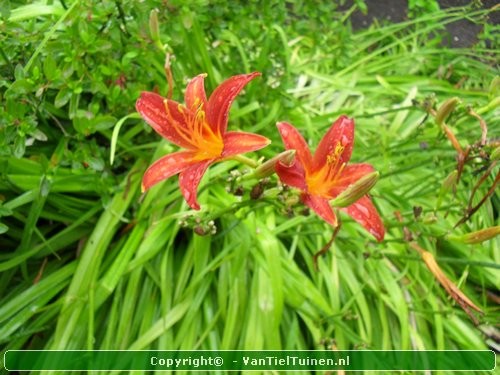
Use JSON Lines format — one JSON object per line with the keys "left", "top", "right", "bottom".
{"left": 0, "top": 1, "right": 498, "bottom": 374}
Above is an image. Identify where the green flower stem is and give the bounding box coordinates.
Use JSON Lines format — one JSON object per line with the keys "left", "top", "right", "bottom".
{"left": 228, "top": 154, "right": 259, "bottom": 169}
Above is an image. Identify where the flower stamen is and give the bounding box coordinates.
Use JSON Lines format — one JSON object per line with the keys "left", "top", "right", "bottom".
{"left": 163, "top": 100, "right": 195, "bottom": 146}
{"left": 324, "top": 142, "right": 345, "bottom": 179}
{"left": 164, "top": 100, "right": 223, "bottom": 159}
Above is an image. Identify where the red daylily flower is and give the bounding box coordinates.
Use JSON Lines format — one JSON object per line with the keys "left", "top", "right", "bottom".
{"left": 137, "top": 72, "right": 270, "bottom": 209}
{"left": 275, "top": 116, "right": 385, "bottom": 241}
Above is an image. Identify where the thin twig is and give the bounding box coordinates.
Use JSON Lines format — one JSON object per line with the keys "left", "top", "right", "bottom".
{"left": 467, "top": 107, "right": 488, "bottom": 146}
{"left": 165, "top": 53, "right": 174, "bottom": 100}
{"left": 0, "top": 45, "right": 15, "bottom": 77}
{"left": 442, "top": 124, "right": 463, "bottom": 154}
{"left": 33, "top": 257, "right": 48, "bottom": 284}
{"left": 455, "top": 145, "right": 470, "bottom": 189}
{"left": 455, "top": 167, "right": 499, "bottom": 228}
{"left": 47, "top": 110, "right": 69, "bottom": 136}
{"left": 114, "top": 0, "right": 130, "bottom": 36}
{"left": 313, "top": 219, "right": 342, "bottom": 270}
{"left": 467, "top": 160, "right": 497, "bottom": 210}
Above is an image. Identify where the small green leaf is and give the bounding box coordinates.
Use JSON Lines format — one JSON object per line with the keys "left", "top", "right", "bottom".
{"left": 0, "top": 206, "right": 13, "bottom": 216}
{"left": 35, "top": 86, "right": 45, "bottom": 97}
{"left": 61, "top": 62, "right": 74, "bottom": 80}
{"left": 73, "top": 111, "right": 93, "bottom": 135}
{"left": 31, "top": 129, "right": 48, "bottom": 141}
{"left": 13, "top": 135, "right": 26, "bottom": 158}
{"left": 121, "top": 51, "right": 139, "bottom": 68}
{"left": 94, "top": 115, "right": 117, "bottom": 131}
{"left": 50, "top": 138, "right": 68, "bottom": 166}
{"left": 6, "top": 97, "right": 28, "bottom": 117}
{"left": 32, "top": 66, "right": 40, "bottom": 80}
{"left": 109, "top": 85, "right": 121, "bottom": 101}
{"left": 0, "top": 222, "right": 8, "bottom": 234}
{"left": 43, "top": 54, "right": 58, "bottom": 81}
{"left": 87, "top": 157, "right": 104, "bottom": 171}
{"left": 6, "top": 79, "right": 34, "bottom": 97}
{"left": 14, "top": 64, "right": 25, "bottom": 80}
{"left": 78, "top": 18, "right": 90, "bottom": 44}
{"left": 55, "top": 87, "right": 72, "bottom": 108}
{"left": 69, "top": 92, "right": 80, "bottom": 119}
{"left": 99, "top": 65, "right": 112, "bottom": 76}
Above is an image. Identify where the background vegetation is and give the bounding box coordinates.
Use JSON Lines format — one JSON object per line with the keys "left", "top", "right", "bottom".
{"left": 0, "top": 0, "right": 498, "bottom": 374}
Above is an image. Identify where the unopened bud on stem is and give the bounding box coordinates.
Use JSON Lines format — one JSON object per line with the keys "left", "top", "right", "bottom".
{"left": 244, "top": 150, "right": 296, "bottom": 180}
{"left": 448, "top": 226, "right": 500, "bottom": 244}
{"left": 149, "top": 10, "right": 161, "bottom": 45}
{"left": 435, "top": 169, "right": 458, "bottom": 210}
{"left": 435, "top": 97, "right": 460, "bottom": 126}
{"left": 490, "top": 146, "right": 500, "bottom": 161}
{"left": 330, "top": 171, "right": 379, "bottom": 208}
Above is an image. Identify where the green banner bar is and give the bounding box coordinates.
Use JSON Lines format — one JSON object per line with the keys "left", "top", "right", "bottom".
{"left": 4, "top": 350, "right": 495, "bottom": 371}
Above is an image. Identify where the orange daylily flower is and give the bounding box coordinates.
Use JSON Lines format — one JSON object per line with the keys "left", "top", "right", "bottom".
{"left": 137, "top": 72, "right": 270, "bottom": 209}
{"left": 275, "top": 116, "right": 385, "bottom": 241}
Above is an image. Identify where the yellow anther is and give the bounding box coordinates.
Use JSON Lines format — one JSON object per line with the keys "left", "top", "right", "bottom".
{"left": 335, "top": 142, "right": 345, "bottom": 156}
{"left": 326, "top": 142, "right": 344, "bottom": 166}
{"left": 192, "top": 97, "right": 204, "bottom": 111}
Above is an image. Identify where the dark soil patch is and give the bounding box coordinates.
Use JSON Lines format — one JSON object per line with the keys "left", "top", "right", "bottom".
{"left": 342, "top": 0, "right": 498, "bottom": 48}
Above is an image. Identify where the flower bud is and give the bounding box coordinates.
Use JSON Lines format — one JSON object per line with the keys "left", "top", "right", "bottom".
{"left": 443, "top": 169, "right": 459, "bottom": 190}
{"left": 490, "top": 146, "right": 500, "bottom": 161}
{"left": 489, "top": 76, "right": 499, "bottom": 97}
{"left": 193, "top": 225, "right": 207, "bottom": 236}
{"left": 149, "top": 9, "right": 161, "bottom": 44}
{"left": 285, "top": 194, "right": 300, "bottom": 206}
{"left": 447, "top": 226, "right": 500, "bottom": 244}
{"left": 330, "top": 171, "right": 379, "bottom": 208}
{"left": 435, "top": 97, "right": 460, "bottom": 126}
{"left": 250, "top": 182, "right": 264, "bottom": 200}
{"left": 435, "top": 169, "right": 458, "bottom": 210}
{"left": 245, "top": 150, "right": 296, "bottom": 180}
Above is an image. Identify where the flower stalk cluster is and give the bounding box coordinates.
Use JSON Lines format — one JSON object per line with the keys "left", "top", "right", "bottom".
{"left": 136, "top": 72, "right": 385, "bottom": 241}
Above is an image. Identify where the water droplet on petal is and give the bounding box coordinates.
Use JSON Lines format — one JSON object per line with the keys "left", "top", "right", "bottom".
{"left": 357, "top": 204, "right": 370, "bottom": 217}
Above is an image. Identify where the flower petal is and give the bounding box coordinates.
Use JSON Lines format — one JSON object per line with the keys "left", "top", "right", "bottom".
{"left": 276, "top": 122, "right": 313, "bottom": 170}
{"left": 313, "top": 115, "right": 354, "bottom": 171}
{"left": 185, "top": 74, "right": 208, "bottom": 112}
{"left": 302, "top": 193, "right": 338, "bottom": 227}
{"left": 328, "top": 163, "right": 375, "bottom": 197}
{"left": 136, "top": 91, "right": 193, "bottom": 149}
{"left": 142, "top": 150, "right": 197, "bottom": 192}
{"left": 178, "top": 160, "right": 213, "bottom": 210}
{"left": 206, "top": 72, "right": 261, "bottom": 134}
{"left": 341, "top": 195, "right": 385, "bottom": 241}
{"left": 275, "top": 160, "right": 307, "bottom": 191}
{"left": 221, "top": 131, "right": 271, "bottom": 157}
